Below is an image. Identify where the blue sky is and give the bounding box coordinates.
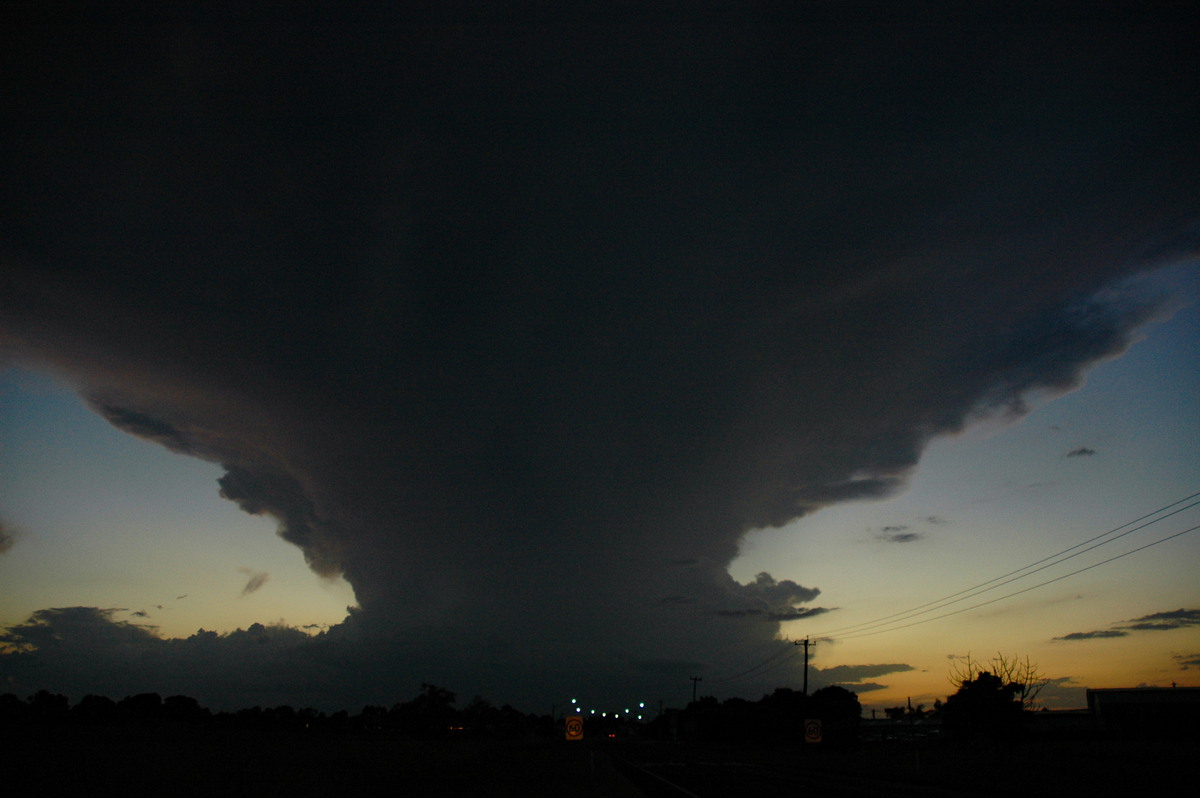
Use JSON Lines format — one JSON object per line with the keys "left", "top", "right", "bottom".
{"left": 0, "top": 368, "right": 355, "bottom": 641}
{"left": 729, "top": 262, "right": 1200, "bottom": 708}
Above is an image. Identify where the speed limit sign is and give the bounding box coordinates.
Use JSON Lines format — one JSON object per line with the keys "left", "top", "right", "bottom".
{"left": 804, "top": 718, "right": 822, "bottom": 743}
{"left": 565, "top": 715, "right": 584, "bottom": 741}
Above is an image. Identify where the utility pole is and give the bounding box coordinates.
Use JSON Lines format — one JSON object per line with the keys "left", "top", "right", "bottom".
{"left": 689, "top": 676, "right": 702, "bottom": 704}
{"left": 794, "top": 637, "right": 812, "bottom": 696}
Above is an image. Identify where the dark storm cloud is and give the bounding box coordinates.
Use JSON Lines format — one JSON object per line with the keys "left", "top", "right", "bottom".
{"left": 0, "top": 608, "right": 154, "bottom": 655}
{"left": 2, "top": 6, "right": 1198, "bottom": 708}
{"left": 0, "top": 607, "right": 355, "bottom": 710}
{"left": 87, "top": 401, "right": 197, "bottom": 455}
{"left": 1066, "top": 447, "right": 1097, "bottom": 458}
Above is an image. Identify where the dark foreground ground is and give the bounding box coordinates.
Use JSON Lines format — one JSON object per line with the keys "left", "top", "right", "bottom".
{"left": 3, "top": 725, "right": 1189, "bottom": 797}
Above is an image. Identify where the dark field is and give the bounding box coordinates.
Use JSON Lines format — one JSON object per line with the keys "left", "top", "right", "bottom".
{"left": 4, "top": 725, "right": 1189, "bottom": 796}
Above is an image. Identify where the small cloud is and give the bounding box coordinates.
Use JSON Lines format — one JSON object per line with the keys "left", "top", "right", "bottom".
{"left": 1054, "top": 630, "right": 1128, "bottom": 641}
{"left": 176, "top": 594, "right": 189, "bottom": 600}
{"left": 238, "top": 568, "right": 269, "bottom": 597}
{"left": 130, "top": 610, "right": 150, "bottom": 618}
{"left": 876, "top": 525, "right": 924, "bottom": 543}
{"left": 0, "top": 520, "right": 16, "bottom": 556}
{"left": 925, "top": 515, "right": 947, "bottom": 525}
{"left": 1173, "top": 653, "right": 1200, "bottom": 670}
{"left": 1066, "top": 446, "right": 1097, "bottom": 457}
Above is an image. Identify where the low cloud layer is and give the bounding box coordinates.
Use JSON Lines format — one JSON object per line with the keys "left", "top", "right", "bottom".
{"left": 2, "top": 9, "right": 1198, "bottom": 709}
{"left": 0, "top": 607, "right": 908, "bottom": 711}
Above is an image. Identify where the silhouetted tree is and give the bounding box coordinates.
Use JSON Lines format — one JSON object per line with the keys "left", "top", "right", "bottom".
{"left": 950, "top": 652, "right": 1047, "bottom": 710}
{"left": 29, "top": 690, "right": 70, "bottom": 723}
{"left": 942, "top": 670, "right": 1023, "bottom": 740}
{"left": 0, "top": 693, "right": 26, "bottom": 725}
{"left": 809, "top": 684, "right": 862, "bottom": 743}
{"left": 73, "top": 694, "right": 118, "bottom": 724}
{"left": 162, "top": 694, "right": 207, "bottom": 725}
{"left": 392, "top": 683, "right": 458, "bottom": 735}
{"left": 357, "top": 704, "right": 387, "bottom": 731}
{"left": 118, "top": 692, "right": 162, "bottom": 724}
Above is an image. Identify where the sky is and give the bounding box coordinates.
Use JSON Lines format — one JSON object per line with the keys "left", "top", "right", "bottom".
{"left": 2, "top": 5, "right": 1198, "bottom": 714}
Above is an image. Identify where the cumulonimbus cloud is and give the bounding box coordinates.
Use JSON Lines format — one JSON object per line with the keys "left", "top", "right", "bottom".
{"left": 1, "top": 9, "right": 1197, "bottom": 709}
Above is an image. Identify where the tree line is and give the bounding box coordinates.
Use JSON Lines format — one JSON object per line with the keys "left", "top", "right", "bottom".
{"left": 0, "top": 652, "right": 1052, "bottom": 743}
{"left": 0, "top": 683, "right": 554, "bottom": 738}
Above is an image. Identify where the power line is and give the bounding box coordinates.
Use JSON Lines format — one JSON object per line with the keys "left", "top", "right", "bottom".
{"left": 815, "top": 491, "right": 1200, "bottom": 638}
{"left": 829, "top": 497, "right": 1200, "bottom": 637}
{"left": 834, "top": 522, "right": 1200, "bottom": 640}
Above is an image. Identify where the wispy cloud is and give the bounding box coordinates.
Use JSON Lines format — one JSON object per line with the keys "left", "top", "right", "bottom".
{"left": 1173, "top": 653, "right": 1200, "bottom": 670}
{"left": 1066, "top": 446, "right": 1097, "bottom": 457}
{"left": 1054, "top": 630, "right": 1128, "bottom": 641}
{"left": 1054, "top": 608, "right": 1200, "bottom": 641}
{"left": 1123, "top": 608, "right": 1200, "bottom": 631}
{"left": 238, "top": 569, "right": 269, "bottom": 597}
{"left": 876, "top": 525, "right": 924, "bottom": 544}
